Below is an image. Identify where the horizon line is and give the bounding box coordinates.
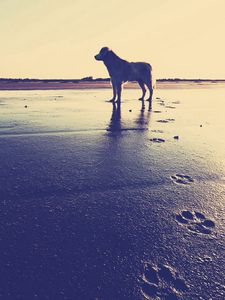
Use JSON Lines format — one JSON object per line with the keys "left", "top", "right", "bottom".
{"left": 1, "top": 77, "right": 225, "bottom": 82}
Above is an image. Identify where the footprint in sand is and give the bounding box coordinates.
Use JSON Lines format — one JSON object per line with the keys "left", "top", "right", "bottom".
{"left": 141, "top": 263, "right": 188, "bottom": 299}
{"left": 157, "top": 119, "right": 175, "bottom": 123}
{"left": 165, "top": 106, "right": 176, "bottom": 109}
{"left": 150, "top": 138, "right": 165, "bottom": 143}
{"left": 171, "top": 174, "right": 194, "bottom": 185}
{"left": 175, "top": 210, "right": 215, "bottom": 235}
{"left": 151, "top": 130, "right": 164, "bottom": 133}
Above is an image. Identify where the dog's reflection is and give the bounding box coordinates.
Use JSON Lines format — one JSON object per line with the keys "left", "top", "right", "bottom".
{"left": 107, "top": 101, "right": 152, "bottom": 132}
{"left": 140, "top": 99, "right": 152, "bottom": 112}
{"left": 107, "top": 103, "right": 122, "bottom": 132}
{"left": 135, "top": 100, "right": 152, "bottom": 127}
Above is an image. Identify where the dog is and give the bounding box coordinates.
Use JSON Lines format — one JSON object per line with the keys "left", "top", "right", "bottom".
{"left": 95, "top": 47, "right": 154, "bottom": 107}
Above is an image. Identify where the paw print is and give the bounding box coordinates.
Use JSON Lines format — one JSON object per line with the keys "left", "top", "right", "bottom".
{"left": 171, "top": 174, "right": 194, "bottom": 185}
{"left": 150, "top": 138, "right": 165, "bottom": 143}
{"left": 175, "top": 210, "right": 215, "bottom": 234}
{"left": 157, "top": 118, "right": 175, "bottom": 123}
{"left": 141, "top": 263, "right": 188, "bottom": 299}
{"left": 165, "top": 106, "right": 176, "bottom": 109}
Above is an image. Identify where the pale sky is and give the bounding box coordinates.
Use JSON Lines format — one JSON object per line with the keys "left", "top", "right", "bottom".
{"left": 1, "top": 0, "right": 225, "bottom": 79}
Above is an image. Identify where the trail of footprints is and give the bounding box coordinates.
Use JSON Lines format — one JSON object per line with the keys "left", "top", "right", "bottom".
{"left": 140, "top": 210, "right": 216, "bottom": 299}
{"left": 141, "top": 263, "right": 188, "bottom": 299}
{"left": 141, "top": 97, "right": 216, "bottom": 298}
{"left": 175, "top": 210, "right": 215, "bottom": 235}
{"left": 140, "top": 178, "right": 215, "bottom": 297}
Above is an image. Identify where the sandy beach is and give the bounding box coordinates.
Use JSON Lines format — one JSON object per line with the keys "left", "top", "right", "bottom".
{"left": 0, "top": 85, "right": 225, "bottom": 299}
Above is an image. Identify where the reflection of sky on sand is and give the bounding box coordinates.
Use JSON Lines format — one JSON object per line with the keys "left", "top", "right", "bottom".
{"left": 0, "top": 87, "right": 224, "bottom": 146}
{"left": 0, "top": 87, "right": 224, "bottom": 187}
{"left": 0, "top": 87, "right": 224, "bottom": 176}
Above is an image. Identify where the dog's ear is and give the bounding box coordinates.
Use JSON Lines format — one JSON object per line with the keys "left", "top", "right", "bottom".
{"left": 95, "top": 47, "right": 112, "bottom": 61}
{"left": 100, "top": 47, "right": 111, "bottom": 57}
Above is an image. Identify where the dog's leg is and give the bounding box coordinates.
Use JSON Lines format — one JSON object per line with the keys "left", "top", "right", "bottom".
{"left": 138, "top": 81, "right": 146, "bottom": 100}
{"left": 147, "top": 99, "right": 152, "bottom": 111}
{"left": 146, "top": 82, "right": 153, "bottom": 110}
{"left": 141, "top": 99, "right": 145, "bottom": 111}
{"left": 108, "top": 81, "right": 117, "bottom": 102}
{"left": 115, "top": 82, "right": 122, "bottom": 103}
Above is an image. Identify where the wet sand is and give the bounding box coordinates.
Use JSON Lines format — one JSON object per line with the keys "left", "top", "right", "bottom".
{"left": 0, "top": 87, "right": 225, "bottom": 299}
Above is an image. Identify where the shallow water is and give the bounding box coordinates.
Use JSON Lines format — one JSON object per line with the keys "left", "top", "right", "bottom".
{"left": 0, "top": 88, "right": 224, "bottom": 299}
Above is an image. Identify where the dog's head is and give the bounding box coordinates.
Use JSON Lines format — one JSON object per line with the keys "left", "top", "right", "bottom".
{"left": 94, "top": 47, "right": 111, "bottom": 61}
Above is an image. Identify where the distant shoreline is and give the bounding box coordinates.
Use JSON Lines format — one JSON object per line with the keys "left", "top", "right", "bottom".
{"left": 0, "top": 78, "right": 225, "bottom": 90}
